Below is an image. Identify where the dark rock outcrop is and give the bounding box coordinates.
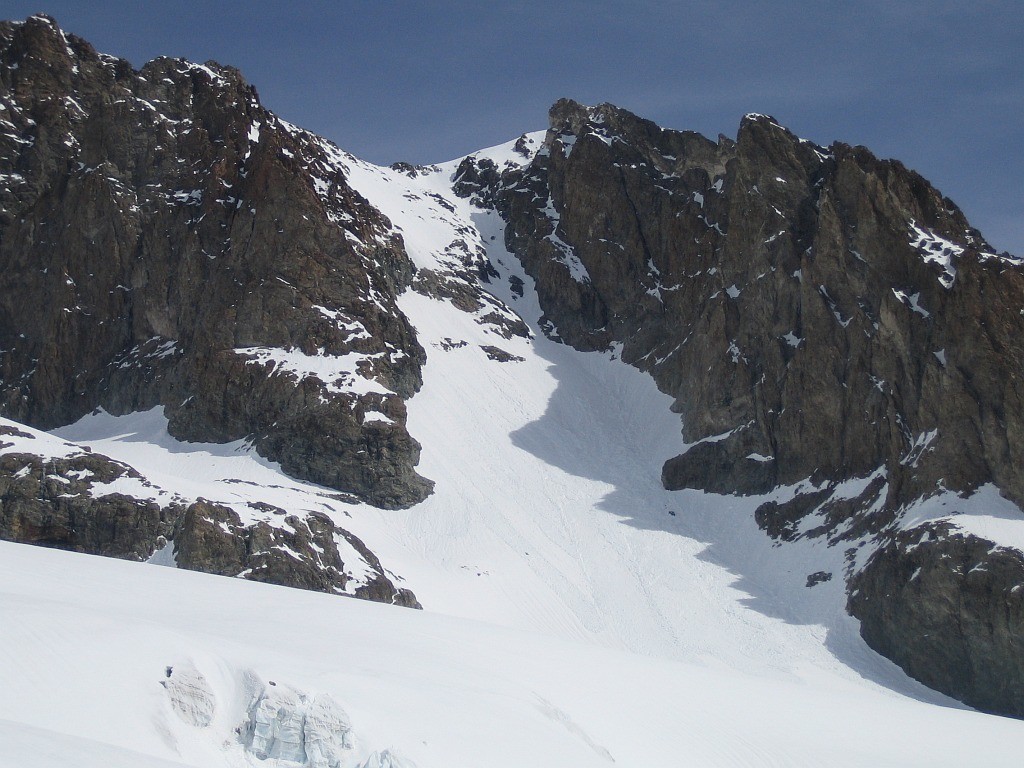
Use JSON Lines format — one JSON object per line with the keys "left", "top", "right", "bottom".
{"left": 849, "top": 522, "right": 1024, "bottom": 717}
{"left": 0, "top": 15, "right": 431, "bottom": 508}
{"left": 0, "top": 450, "right": 175, "bottom": 559}
{"left": 174, "top": 500, "right": 419, "bottom": 605}
{"left": 0, "top": 446, "right": 419, "bottom": 607}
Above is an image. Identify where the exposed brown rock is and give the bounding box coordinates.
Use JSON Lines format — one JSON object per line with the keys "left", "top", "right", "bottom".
{"left": 174, "top": 500, "right": 418, "bottom": 605}
{"left": 0, "top": 449, "right": 419, "bottom": 606}
{"left": 849, "top": 522, "right": 1024, "bottom": 717}
{"left": 0, "top": 451, "right": 175, "bottom": 559}
{"left": 467, "top": 98, "right": 1024, "bottom": 717}
{"left": 0, "top": 15, "right": 431, "bottom": 508}
{"left": 494, "top": 100, "right": 1024, "bottom": 519}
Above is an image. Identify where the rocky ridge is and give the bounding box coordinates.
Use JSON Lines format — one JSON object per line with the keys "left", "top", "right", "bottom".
{"left": 470, "top": 98, "right": 1024, "bottom": 512}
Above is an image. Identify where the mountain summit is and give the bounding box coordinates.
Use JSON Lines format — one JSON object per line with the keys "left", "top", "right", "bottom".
{"left": 3, "top": 14, "right": 1024, "bottom": 752}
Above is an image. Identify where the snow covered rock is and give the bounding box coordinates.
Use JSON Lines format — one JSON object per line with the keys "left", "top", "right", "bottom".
{"left": 174, "top": 501, "right": 419, "bottom": 606}
{"left": 0, "top": 447, "right": 175, "bottom": 559}
{"left": 469, "top": 98, "right": 1024, "bottom": 717}
{"left": 849, "top": 521, "right": 1024, "bottom": 718}
{"left": 0, "top": 417, "right": 419, "bottom": 606}
{"left": 493, "top": 99, "right": 1024, "bottom": 516}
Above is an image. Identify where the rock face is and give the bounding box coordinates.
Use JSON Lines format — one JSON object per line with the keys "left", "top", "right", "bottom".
{"left": 455, "top": 98, "right": 1024, "bottom": 717}
{"left": 0, "top": 448, "right": 174, "bottom": 559}
{"left": 0, "top": 15, "right": 430, "bottom": 508}
{"left": 849, "top": 522, "right": 1024, "bottom": 718}
{"left": 483, "top": 99, "right": 1024, "bottom": 513}
{"left": 0, "top": 424, "right": 419, "bottom": 606}
{"left": 173, "top": 500, "right": 419, "bottom": 607}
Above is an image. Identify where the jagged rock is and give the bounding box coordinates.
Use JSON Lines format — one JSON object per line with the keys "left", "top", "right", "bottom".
{"left": 245, "top": 512, "right": 347, "bottom": 591}
{"left": 413, "top": 263, "right": 529, "bottom": 341}
{"left": 479, "top": 345, "right": 524, "bottom": 363}
{"left": 662, "top": 431, "right": 777, "bottom": 496}
{"left": 173, "top": 500, "right": 419, "bottom": 606}
{"left": 805, "top": 571, "right": 832, "bottom": 588}
{"left": 453, "top": 155, "right": 502, "bottom": 207}
{"left": 465, "top": 97, "right": 1024, "bottom": 717}
{"left": 172, "top": 500, "right": 248, "bottom": 576}
{"left": 754, "top": 475, "right": 891, "bottom": 544}
{"left": 413, "top": 268, "right": 487, "bottom": 312}
{"left": 0, "top": 15, "right": 431, "bottom": 508}
{"left": 490, "top": 99, "right": 1024, "bottom": 522}
{"left": 849, "top": 522, "right": 1024, "bottom": 718}
{"left": 755, "top": 488, "right": 833, "bottom": 542}
{"left": 0, "top": 445, "right": 419, "bottom": 607}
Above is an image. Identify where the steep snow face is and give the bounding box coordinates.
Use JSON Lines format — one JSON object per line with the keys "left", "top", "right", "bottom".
{"left": 291, "top": 130, "right": 544, "bottom": 277}
{"left": 4, "top": 542, "right": 1024, "bottom": 768}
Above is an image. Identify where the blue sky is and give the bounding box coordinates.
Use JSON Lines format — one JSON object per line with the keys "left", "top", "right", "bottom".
{"left": 6, "top": 1, "right": 1022, "bottom": 253}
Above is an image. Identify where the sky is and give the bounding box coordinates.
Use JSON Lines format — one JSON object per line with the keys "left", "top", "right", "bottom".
{"left": 5, "top": 1, "right": 1022, "bottom": 254}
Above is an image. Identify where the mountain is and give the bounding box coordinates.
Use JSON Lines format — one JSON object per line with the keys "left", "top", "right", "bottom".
{"left": 2, "top": 14, "right": 1024, "bottom": 761}
{"left": 0, "top": 13, "right": 428, "bottom": 605}
{"left": 460, "top": 98, "right": 1024, "bottom": 716}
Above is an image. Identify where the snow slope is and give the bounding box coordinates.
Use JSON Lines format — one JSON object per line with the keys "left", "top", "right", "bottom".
{"left": 5, "top": 132, "right": 1024, "bottom": 765}
{"left": 4, "top": 542, "right": 1024, "bottom": 768}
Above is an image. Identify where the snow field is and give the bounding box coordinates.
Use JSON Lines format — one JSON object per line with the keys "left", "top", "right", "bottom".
{"left": 3, "top": 542, "right": 1024, "bottom": 768}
